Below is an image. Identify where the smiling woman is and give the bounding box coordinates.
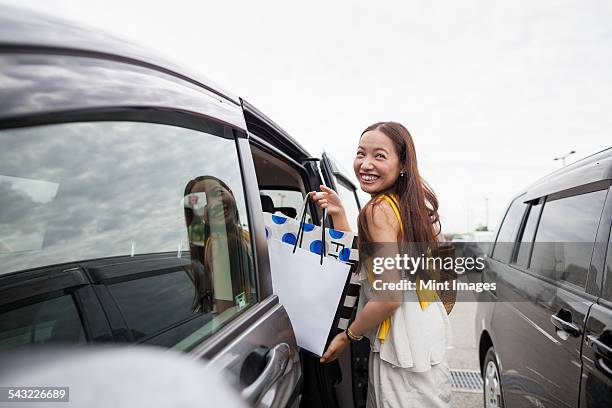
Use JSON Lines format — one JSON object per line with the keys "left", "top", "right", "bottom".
{"left": 312, "top": 121, "right": 451, "bottom": 408}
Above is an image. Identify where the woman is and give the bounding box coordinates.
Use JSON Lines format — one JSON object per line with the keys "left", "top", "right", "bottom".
{"left": 311, "top": 122, "right": 452, "bottom": 407}
{"left": 184, "top": 175, "right": 254, "bottom": 314}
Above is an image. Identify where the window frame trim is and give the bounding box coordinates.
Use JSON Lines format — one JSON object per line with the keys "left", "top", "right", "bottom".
{"left": 491, "top": 194, "right": 527, "bottom": 262}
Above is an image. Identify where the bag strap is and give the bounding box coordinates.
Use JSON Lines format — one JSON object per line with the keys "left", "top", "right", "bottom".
{"left": 292, "top": 195, "right": 327, "bottom": 265}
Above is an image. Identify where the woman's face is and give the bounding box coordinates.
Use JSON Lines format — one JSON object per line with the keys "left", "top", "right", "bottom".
{"left": 189, "top": 180, "right": 237, "bottom": 224}
{"left": 353, "top": 129, "right": 402, "bottom": 196}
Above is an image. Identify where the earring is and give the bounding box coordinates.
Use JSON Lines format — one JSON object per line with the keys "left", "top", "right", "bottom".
{"left": 400, "top": 172, "right": 405, "bottom": 177}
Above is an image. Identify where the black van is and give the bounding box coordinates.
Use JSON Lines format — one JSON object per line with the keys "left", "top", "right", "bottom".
{"left": 0, "top": 6, "right": 367, "bottom": 407}
{"left": 476, "top": 148, "right": 612, "bottom": 407}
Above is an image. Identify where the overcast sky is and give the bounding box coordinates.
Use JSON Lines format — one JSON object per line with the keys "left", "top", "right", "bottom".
{"left": 8, "top": 0, "right": 611, "bottom": 233}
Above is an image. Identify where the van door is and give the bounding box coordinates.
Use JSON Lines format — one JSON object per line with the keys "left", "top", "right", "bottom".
{"left": 580, "top": 185, "right": 612, "bottom": 407}
{"left": 242, "top": 100, "right": 356, "bottom": 408}
{"left": 0, "top": 52, "right": 301, "bottom": 408}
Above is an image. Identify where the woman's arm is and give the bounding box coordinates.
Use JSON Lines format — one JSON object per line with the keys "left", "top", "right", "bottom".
{"left": 320, "top": 199, "right": 402, "bottom": 363}
{"left": 310, "top": 185, "right": 352, "bottom": 232}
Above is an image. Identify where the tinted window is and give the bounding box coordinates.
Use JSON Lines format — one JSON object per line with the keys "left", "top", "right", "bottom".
{"left": 492, "top": 196, "right": 527, "bottom": 262}
{"left": 108, "top": 271, "right": 198, "bottom": 341}
{"left": 0, "top": 121, "right": 256, "bottom": 350}
{"left": 514, "top": 201, "right": 543, "bottom": 268}
{"left": 335, "top": 180, "right": 360, "bottom": 232}
{"left": 530, "top": 189, "right": 607, "bottom": 287}
{"left": 0, "top": 294, "right": 85, "bottom": 350}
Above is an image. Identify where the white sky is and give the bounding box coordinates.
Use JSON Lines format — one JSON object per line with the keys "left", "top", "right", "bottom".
{"left": 8, "top": 0, "right": 611, "bottom": 233}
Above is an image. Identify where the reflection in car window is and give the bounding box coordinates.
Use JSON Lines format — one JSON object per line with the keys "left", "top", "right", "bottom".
{"left": 0, "top": 121, "right": 256, "bottom": 350}
{"left": 0, "top": 294, "right": 85, "bottom": 350}
{"left": 529, "top": 189, "right": 607, "bottom": 287}
{"left": 335, "top": 181, "right": 360, "bottom": 232}
{"left": 491, "top": 196, "right": 527, "bottom": 263}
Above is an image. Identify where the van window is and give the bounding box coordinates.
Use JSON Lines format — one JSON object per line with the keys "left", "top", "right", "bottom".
{"left": 335, "top": 180, "right": 360, "bottom": 232}
{"left": 0, "top": 294, "right": 85, "bottom": 349}
{"left": 491, "top": 196, "right": 527, "bottom": 263}
{"left": 251, "top": 145, "right": 311, "bottom": 222}
{"left": 513, "top": 201, "right": 543, "bottom": 268}
{"left": 0, "top": 121, "right": 256, "bottom": 349}
{"left": 529, "top": 189, "right": 607, "bottom": 287}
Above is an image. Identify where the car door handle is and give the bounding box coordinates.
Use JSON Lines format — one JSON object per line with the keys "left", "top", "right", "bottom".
{"left": 550, "top": 314, "right": 581, "bottom": 337}
{"left": 241, "top": 343, "right": 291, "bottom": 404}
{"left": 587, "top": 334, "right": 612, "bottom": 360}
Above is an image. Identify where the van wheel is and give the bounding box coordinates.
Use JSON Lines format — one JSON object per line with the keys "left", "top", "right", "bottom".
{"left": 483, "top": 346, "right": 504, "bottom": 408}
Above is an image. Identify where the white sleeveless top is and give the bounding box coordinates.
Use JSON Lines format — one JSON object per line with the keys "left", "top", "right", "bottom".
{"left": 357, "top": 266, "right": 453, "bottom": 372}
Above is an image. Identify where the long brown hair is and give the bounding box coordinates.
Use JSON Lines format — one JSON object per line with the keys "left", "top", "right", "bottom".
{"left": 357, "top": 122, "right": 440, "bottom": 250}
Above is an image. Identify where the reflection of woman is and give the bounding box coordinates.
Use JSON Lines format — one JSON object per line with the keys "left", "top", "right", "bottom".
{"left": 184, "top": 176, "right": 253, "bottom": 314}
{"left": 312, "top": 122, "right": 451, "bottom": 408}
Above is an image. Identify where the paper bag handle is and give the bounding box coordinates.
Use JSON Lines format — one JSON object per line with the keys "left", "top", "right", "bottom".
{"left": 292, "top": 195, "right": 327, "bottom": 265}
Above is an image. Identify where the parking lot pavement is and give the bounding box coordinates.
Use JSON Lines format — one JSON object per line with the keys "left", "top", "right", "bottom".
{"left": 448, "top": 301, "right": 483, "bottom": 408}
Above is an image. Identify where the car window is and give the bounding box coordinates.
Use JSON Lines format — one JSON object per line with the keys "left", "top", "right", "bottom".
{"left": 0, "top": 294, "right": 85, "bottom": 350}
{"left": 335, "top": 180, "right": 360, "bottom": 232}
{"left": 260, "top": 189, "right": 305, "bottom": 220}
{"left": 529, "top": 189, "right": 607, "bottom": 287}
{"left": 604, "top": 220, "right": 612, "bottom": 301}
{"left": 0, "top": 121, "right": 256, "bottom": 350}
{"left": 513, "top": 201, "right": 543, "bottom": 268}
{"left": 491, "top": 196, "right": 527, "bottom": 263}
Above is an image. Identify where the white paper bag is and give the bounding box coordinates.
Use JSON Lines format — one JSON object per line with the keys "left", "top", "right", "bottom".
{"left": 268, "top": 238, "right": 351, "bottom": 356}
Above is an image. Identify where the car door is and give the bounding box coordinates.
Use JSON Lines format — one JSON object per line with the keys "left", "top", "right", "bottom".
{"left": 580, "top": 184, "right": 612, "bottom": 408}
{"left": 0, "top": 51, "right": 300, "bottom": 407}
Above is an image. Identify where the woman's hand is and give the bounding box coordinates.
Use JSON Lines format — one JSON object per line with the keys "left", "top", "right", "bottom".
{"left": 320, "top": 332, "right": 349, "bottom": 363}
{"left": 310, "top": 185, "right": 352, "bottom": 232}
{"left": 310, "top": 185, "right": 344, "bottom": 217}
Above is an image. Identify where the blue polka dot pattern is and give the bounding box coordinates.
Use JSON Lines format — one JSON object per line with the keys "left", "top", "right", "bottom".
{"left": 339, "top": 248, "right": 351, "bottom": 262}
{"left": 282, "top": 233, "right": 297, "bottom": 245}
{"left": 329, "top": 229, "right": 344, "bottom": 239}
{"left": 302, "top": 223, "right": 315, "bottom": 232}
{"left": 272, "top": 215, "right": 287, "bottom": 224}
{"left": 310, "top": 240, "right": 323, "bottom": 255}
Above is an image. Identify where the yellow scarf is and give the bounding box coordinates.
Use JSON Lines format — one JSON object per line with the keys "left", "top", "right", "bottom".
{"left": 366, "top": 194, "right": 438, "bottom": 343}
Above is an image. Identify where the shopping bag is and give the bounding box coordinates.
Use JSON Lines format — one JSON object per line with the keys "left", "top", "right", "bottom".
{"left": 268, "top": 239, "right": 350, "bottom": 355}
{"left": 263, "top": 195, "right": 361, "bottom": 337}
{"left": 267, "top": 198, "right": 353, "bottom": 355}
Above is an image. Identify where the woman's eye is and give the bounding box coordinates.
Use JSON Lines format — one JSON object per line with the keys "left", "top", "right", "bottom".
{"left": 356, "top": 151, "right": 365, "bottom": 157}
{"left": 376, "top": 153, "right": 386, "bottom": 159}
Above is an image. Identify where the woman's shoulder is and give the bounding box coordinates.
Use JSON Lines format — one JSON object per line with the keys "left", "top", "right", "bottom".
{"left": 362, "top": 194, "right": 401, "bottom": 237}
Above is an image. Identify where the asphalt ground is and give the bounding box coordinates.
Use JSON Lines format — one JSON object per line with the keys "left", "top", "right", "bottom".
{"left": 448, "top": 301, "right": 484, "bottom": 408}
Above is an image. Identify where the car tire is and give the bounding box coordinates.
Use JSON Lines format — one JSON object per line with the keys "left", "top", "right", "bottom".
{"left": 483, "top": 346, "right": 504, "bottom": 408}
